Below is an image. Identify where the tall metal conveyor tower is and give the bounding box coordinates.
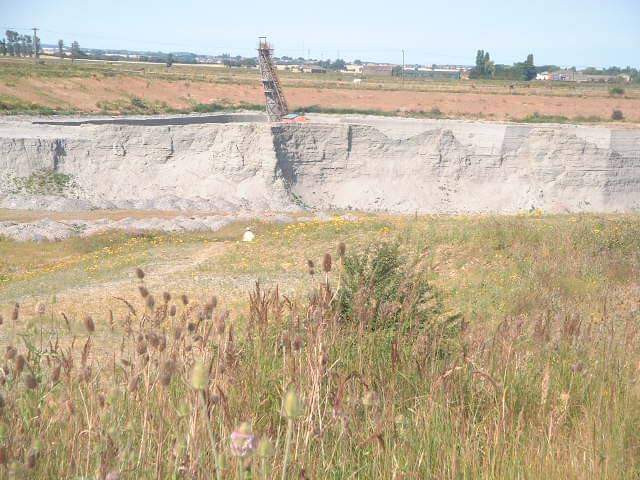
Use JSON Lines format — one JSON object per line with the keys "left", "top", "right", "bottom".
{"left": 257, "top": 37, "right": 289, "bottom": 121}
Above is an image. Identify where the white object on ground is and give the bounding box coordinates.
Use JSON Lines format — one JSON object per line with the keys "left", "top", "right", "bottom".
{"left": 242, "top": 228, "right": 255, "bottom": 242}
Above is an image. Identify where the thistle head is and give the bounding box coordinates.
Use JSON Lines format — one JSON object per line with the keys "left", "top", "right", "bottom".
{"left": 283, "top": 388, "right": 304, "bottom": 419}
{"left": 190, "top": 360, "right": 208, "bottom": 390}
{"left": 257, "top": 437, "right": 274, "bottom": 458}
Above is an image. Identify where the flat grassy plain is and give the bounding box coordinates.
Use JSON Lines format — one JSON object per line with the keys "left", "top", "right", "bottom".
{"left": 1, "top": 57, "right": 639, "bottom": 122}
{"left": 1, "top": 213, "right": 640, "bottom": 478}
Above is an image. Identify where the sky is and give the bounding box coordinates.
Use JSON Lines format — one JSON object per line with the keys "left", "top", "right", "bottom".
{"left": 1, "top": 0, "right": 639, "bottom": 68}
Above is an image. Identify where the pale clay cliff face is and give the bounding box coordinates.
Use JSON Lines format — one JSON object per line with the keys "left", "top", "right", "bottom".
{"left": 1, "top": 117, "right": 639, "bottom": 214}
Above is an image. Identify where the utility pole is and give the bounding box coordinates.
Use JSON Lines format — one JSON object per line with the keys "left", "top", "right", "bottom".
{"left": 402, "top": 49, "right": 405, "bottom": 87}
{"left": 32, "top": 27, "right": 39, "bottom": 58}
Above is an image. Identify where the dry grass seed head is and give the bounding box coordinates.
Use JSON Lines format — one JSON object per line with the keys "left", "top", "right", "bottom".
{"left": 83, "top": 315, "right": 95, "bottom": 333}
{"left": 11, "top": 303, "right": 19, "bottom": 321}
{"left": 5, "top": 346, "right": 17, "bottom": 360}
{"left": 51, "top": 364, "right": 61, "bottom": 383}
{"left": 338, "top": 241, "right": 346, "bottom": 258}
{"left": 135, "top": 267, "right": 145, "bottom": 280}
{"left": 24, "top": 374, "right": 38, "bottom": 389}
{"left": 15, "top": 354, "right": 26, "bottom": 375}
{"left": 146, "top": 295, "right": 156, "bottom": 310}
{"left": 80, "top": 366, "right": 91, "bottom": 383}
{"left": 323, "top": 253, "right": 332, "bottom": 272}
{"left": 163, "top": 291, "right": 171, "bottom": 303}
{"left": 26, "top": 448, "right": 38, "bottom": 469}
{"left": 136, "top": 341, "right": 147, "bottom": 356}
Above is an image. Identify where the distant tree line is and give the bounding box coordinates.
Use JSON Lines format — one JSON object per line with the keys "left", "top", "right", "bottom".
{"left": 317, "top": 58, "right": 347, "bottom": 71}
{"left": 469, "top": 49, "right": 640, "bottom": 83}
{"left": 0, "top": 30, "right": 40, "bottom": 57}
{"left": 222, "top": 54, "right": 257, "bottom": 68}
{"left": 470, "top": 50, "right": 537, "bottom": 80}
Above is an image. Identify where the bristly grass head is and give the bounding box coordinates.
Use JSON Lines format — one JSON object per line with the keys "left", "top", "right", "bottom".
{"left": 83, "top": 315, "right": 95, "bottom": 333}
{"left": 338, "top": 241, "right": 346, "bottom": 258}
{"left": 323, "top": 253, "right": 332, "bottom": 273}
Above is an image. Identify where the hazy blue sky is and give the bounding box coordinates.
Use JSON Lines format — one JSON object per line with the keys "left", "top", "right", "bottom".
{"left": 2, "top": 0, "right": 639, "bottom": 67}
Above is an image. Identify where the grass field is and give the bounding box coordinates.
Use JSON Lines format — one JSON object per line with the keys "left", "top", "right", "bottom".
{"left": 1, "top": 213, "right": 639, "bottom": 478}
{"left": 1, "top": 57, "right": 639, "bottom": 123}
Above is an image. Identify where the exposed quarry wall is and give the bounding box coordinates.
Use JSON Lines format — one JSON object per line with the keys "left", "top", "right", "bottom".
{"left": 1, "top": 115, "right": 639, "bottom": 213}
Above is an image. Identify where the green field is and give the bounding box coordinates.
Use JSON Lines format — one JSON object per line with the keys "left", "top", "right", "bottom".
{"left": 1, "top": 213, "right": 639, "bottom": 478}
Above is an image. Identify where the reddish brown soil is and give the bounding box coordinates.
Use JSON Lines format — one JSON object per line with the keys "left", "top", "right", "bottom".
{"left": 2, "top": 75, "right": 639, "bottom": 122}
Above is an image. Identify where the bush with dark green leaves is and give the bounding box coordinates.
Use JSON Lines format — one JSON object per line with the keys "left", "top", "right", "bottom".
{"left": 337, "top": 240, "right": 454, "bottom": 332}
{"left": 612, "top": 109, "right": 624, "bottom": 121}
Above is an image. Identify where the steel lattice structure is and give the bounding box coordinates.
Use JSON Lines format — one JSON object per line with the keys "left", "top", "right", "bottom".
{"left": 258, "top": 37, "right": 289, "bottom": 121}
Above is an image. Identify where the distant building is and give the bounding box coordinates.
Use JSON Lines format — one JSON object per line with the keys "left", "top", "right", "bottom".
{"left": 302, "top": 65, "right": 326, "bottom": 74}
{"left": 547, "top": 70, "right": 628, "bottom": 83}
{"left": 276, "top": 64, "right": 303, "bottom": 72}
{"left": 550, "top": 70, "right": 577, "bottom": 81}
{"left": 362, "top": 64, "right": 394, "bottom": 76}
{"left": 536, "top": 71, "right": 551, "bottom": 81}
{"left": 406, "top": 68, "right": 461, "bottom": 80}
{"left": 343, "top": 64, "right": 363, "bottom": 74}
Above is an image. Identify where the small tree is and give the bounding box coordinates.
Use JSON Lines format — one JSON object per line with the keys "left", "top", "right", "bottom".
{"left": 71, "top": 40, "right": 80, "bottom": 61}
{"left": 22, "top": 35, "right": 33, "bottom": 57}
{"left": 524, "top": 54, "right": 536, "bottom": 81}
{"left": 6, "top": 30, "right": 19, "bottom": 56}
{"left": 58, "top": 39, "right": 64, "bottom": 58}
{"left": 476, "top": 50, "right": 485, "bottom": 74}
{"left": 331, "top": 58, "right": 346, "bottom": 71}
{"left": 166, "top": 53, "right": 174, "bottom": 68}
{"left": 0, "top": 40, "right": 6, "bottom": 56}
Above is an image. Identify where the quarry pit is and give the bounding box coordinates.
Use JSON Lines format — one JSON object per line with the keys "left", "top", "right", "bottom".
{"left": 1, "top": 112, "right": 639, "bottom": 240}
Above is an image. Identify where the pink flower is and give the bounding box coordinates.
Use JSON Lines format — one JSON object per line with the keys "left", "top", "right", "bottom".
{"left": 230, "top": 423, "right": 256, "bottom": 457}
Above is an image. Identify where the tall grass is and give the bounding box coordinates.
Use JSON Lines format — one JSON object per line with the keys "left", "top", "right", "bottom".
{"left": 1, "top": 226, "right": 639, "bottom": 478}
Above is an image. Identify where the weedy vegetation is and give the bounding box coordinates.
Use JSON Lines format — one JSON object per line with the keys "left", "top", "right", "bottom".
{"left": 0, "top": 215, "right": 639, "bottom": 478}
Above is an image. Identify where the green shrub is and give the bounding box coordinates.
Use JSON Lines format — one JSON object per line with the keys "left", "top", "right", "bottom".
{"left": 521, "top": 112, "right": 569, "bottom": 123}
{"left": 337, "top": 240, "right": 444, "bottom": 331}
{"left": 130, "top": 96, "right": 148, "bottom": 109}
{"left": 609, "top": 86, "right": 625, "bottom": 96}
